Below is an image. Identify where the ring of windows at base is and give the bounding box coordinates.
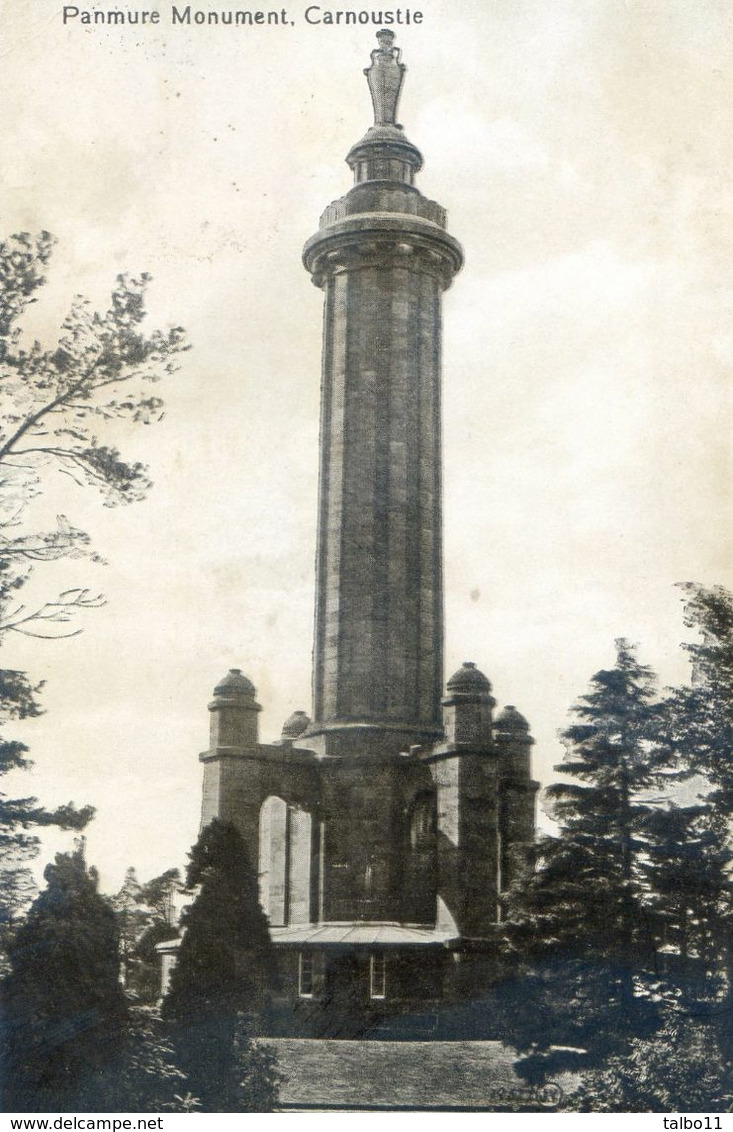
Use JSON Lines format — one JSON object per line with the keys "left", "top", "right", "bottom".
{"left": 297, "top": 950, "right": 388, "bottom": 1000}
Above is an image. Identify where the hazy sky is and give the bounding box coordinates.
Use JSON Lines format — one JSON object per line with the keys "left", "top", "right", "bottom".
{"left": 2, "top": 0, "right": 731, "bottom": 893}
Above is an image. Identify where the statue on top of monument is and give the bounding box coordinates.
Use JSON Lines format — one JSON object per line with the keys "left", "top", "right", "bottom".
{"left": 365, "top": 29, "right": 405, "bottom": 127}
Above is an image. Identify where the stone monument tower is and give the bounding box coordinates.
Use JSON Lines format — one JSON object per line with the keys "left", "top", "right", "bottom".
{"left": 186, "top": 32, "right": 538, "bottom": 1035}
{"left": 303, "top": 29, "right": 462, "bottom": 755}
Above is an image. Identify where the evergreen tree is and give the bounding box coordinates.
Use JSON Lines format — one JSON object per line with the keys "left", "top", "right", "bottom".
{"left": 668, "top": 583, "right": 732, "bottom": 809}
{"left": 644, "top": 584, "right": 732, "bottom": 1018}
{"left": 494, "top": 597, "right": 732, "bottom": 1097}
{"left": 140, "top": 867, "right": 181, "bottom": 928}
{"left": 111, "top": 866, "right": 147, "bottom": 989}
{"left": 568, "top": 1016, "right": 731, "bottom": 1112}
{"left": 640, "top": 802, "right": 730, "bottom": 1001}
{"left": 0, "top": 845, "right": 37, "bottom": 975}
{"left": 133, "top": 921, "right": 181, "bottom": 1003}
{"left": 0, "top": 231, "right": 187, "bottom": 923}
{"left": 73, "top": 1006, "right": 189, "bottom": 1113}
{"left": 514, "top": 640, "right": 659, "bottom": 974}
{"left": 3, "top": 842, "right": 126, "bottom": 1110}
{"left": 162, "top": 820, "right": 277, "bottom": 1111}
{"left": 548, "top": 639, "right": 659, "bottom": 976}
{"left": 501, "top": 608, "right": 732, "bottom": 1090}
{"left": 131, "top": 866, "right": 182, "bottom": 1001}
{"left": 500, "top": 640, "right": 662, "bottom": 1078}
{"left": 109, "top": 865, "right": 181, "bottom": 1000}
{"left": 0, "top": 667, "right": 94, "bottom": 970}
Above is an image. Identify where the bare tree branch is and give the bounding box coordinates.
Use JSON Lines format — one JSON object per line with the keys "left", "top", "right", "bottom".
{"left": 0, "top": 231, "right": 188, "bottom": 906}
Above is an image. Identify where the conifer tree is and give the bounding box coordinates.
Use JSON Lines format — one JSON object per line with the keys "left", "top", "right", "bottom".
{"left": 668, "top": 583, "right": 732, "bottom": 810}
{"left": 644, "top": 583, "right": 732, "bottom": 1012}
{"left": 499, "top": 640, "right": 662, "bottom": 1078}
{"left": 111, "top": 866, "right": 147, "bottom": 988}
{"left": 3, "top": 842, "right": 126, "bottom": 1110}
{"left": 516, "top": 641, "right": 659, "bottom": 975}
{"left": 640, "top": 802, "right": 730, "bottom": 999}
{"left": 568, "top": 1016, "right": 732, "bottom": 1112}
{"left": 123, "top": 867, "right": 182, "bottom": 1000}
{"left": 109, "top": 865, "right": 181, "bottom": 998}
{"left": 498, "top": 599, "right": 732, "bottom": 1093}
{"left": 141, "top": 867, "right": 181, "bottom": 927}
{"left": 162, "top": 819, "right": 277, "bottom": 1111}
{"left": 545, "top": 639, "right": 659, "bottom": 985}
{"left": 0, "top": 231, "right": 187, "bottom": 921}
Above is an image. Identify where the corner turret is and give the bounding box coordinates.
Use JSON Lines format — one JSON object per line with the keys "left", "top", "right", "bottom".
{"left": 442, "top": 662, "right": 496, "bottom": 751}
{"left": 281, "top": 709, "right": 311, "bottom": 742}
{"left": 208, "top": 668, "right": 261, "bottom": 750}
{"left": 494, "top": 703, "right": 534, "bottom": 781}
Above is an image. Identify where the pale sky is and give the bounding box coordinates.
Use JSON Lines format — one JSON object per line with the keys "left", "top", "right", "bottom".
{"left": 1, "top": 0, "right": 731, "bottom": 894}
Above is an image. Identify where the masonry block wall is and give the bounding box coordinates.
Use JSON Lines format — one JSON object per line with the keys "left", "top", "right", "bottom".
{"left": 200, "top": 663, "right": 537, "bottom": 943}
{"left": 303, "top": 111, "right": 462, "bottom": 754}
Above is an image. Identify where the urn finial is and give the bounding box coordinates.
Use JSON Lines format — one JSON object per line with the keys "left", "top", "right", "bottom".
{"left": 365, "top": 29, "right": 406, "bottom": 126}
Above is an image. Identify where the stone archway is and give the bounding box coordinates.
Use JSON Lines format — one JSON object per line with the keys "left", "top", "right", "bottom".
{"left": 259, "top": 795, "right": 314, "bottom": 926}
{"left": 403, "top": 791, "right": 438, "bottom": 925}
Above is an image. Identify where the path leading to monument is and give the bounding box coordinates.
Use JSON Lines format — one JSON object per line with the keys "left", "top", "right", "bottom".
{"left": 263, "top": 1039, "right": 548, "bottom": 1111}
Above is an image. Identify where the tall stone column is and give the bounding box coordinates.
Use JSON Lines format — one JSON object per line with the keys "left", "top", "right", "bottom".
{"left": 303, "top": 31, "right": 463, "bottom": 755}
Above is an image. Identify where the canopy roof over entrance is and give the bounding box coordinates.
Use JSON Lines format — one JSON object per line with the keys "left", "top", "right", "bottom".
{"left": 269, "top": 922, "right": 458, "bottom": 948}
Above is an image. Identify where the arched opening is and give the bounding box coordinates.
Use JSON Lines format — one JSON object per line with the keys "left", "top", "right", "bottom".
{"left": 410, "top": 794, "right": 435, "bottom": 849}
{"left": 403, "top": 791, "right": 437, "bottom": 925}
{"left": 288, "top": 806, "right": 313, "bottom": 924}
{"left": 259, "top": 796, "right": 314, "bottom": 926}
{"left": 259, "top": 795, "right": 288, "bottom": 926}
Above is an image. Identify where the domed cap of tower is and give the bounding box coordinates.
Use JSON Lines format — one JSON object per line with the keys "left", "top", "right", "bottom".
{"left": 281, "top": 710, "right": 311, "bottom": 740}
{"left": 212, "top": 668, "right": 256, "bottom": 700}
{"left": 495, "top": 705, "right": 530, "bottom": 733}
{"left": 446, "top": 661, "right": 492, "bottom": 696}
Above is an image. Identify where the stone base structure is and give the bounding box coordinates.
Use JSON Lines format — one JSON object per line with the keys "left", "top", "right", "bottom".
{"left": 196, "top": 663, "right": 537, "bottom": 1036}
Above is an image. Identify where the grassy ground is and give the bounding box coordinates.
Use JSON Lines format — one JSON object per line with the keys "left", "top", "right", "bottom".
{"left": 263, "top": 1039, "right": 555, "bottom": 1111}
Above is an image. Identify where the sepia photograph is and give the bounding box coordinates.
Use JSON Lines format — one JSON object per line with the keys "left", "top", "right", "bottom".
{"left": 0, "top": 0, "right": 730, "bottom": 1115}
